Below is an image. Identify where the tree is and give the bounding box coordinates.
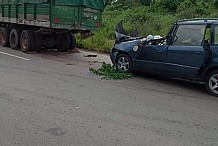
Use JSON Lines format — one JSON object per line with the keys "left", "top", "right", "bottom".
{"left": 140, "top": 0, "right": 154, "bottom": 6}
{"left": 215, "top": 0, "right": 218, "bottom": 9}
{"left": 158, "top": 0, "right": 180, "bottom": 13}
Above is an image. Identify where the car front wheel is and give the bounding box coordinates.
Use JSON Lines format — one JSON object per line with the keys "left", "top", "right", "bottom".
{"left": 116, "top": 54, "right": 132, "bottom": 73}
{"left": 206, "top": 70, "right": 218, "bottom": 97}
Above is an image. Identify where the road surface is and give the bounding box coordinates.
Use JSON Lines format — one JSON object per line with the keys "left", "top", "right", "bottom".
{"left": 0, "top": 46, "right": 217, "bottom": 146}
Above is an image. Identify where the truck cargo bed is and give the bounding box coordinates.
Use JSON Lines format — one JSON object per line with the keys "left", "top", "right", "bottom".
{"left": 0, "top": 0, "right": 106, "bottom": 32}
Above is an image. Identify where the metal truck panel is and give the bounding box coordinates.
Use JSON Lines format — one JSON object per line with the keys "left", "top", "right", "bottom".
{"left": 0, "top": 0, "right": 107, "bottom": 32}
{"left": 55, "top": 0, "right": 106, "bottom": 11}
{"left": 0, "top": 0, "right": 48, "bottom": 4}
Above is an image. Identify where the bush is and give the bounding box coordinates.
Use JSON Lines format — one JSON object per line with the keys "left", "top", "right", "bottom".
{"left": 78, "top": 0, "right": 217, "bottom": 53}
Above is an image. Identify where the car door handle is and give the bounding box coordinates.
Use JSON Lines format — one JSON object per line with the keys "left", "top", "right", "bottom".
{"left": 193, "top": 52, "right": 201, "bottom": 55}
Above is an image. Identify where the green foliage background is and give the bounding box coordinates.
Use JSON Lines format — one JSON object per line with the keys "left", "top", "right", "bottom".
{"left": 78, "top": 0, "right": 218, "bottom": 53}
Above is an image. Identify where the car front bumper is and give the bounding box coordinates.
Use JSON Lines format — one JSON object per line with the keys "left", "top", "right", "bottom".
{"left": 110, "top": 47, "right": 118, "bottom": 64}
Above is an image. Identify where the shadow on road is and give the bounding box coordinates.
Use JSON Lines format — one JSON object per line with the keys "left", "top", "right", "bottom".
{"left": 134, "top": 72, "right": 208, "bottom": 95}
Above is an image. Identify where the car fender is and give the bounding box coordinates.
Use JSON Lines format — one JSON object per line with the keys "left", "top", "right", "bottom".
{"left": 115, "top": 39, "right": 141, "bottom": 50}
{"left": 200, "top": 64, "right": 218, "bottom": 81}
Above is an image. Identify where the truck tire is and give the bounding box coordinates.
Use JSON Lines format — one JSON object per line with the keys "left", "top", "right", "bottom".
{"left": 205, "top": 70, "right": 218, "bottom": 97}
{"left": 1, "top": 27, "right": 11, "bottom": 47}
{"left": 20, "top": 30, "right": 35, "bottom": 53}
{"left": 69, "top": 33, "right": 76, "bottom": 50}
{"left": 44, "top": 36, "right": 57, "bottom": 49}
{"left": 9, "top": 29, "right": 21, "bottom": 50}
{"left": 57, "top": 33, "right": 70, "bottom": 52}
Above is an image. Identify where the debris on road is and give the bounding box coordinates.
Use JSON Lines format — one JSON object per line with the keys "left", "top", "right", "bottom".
{"left": 89, "top": 62, "right": 133, "bottom": 80}
{"left": 84, "top": 54, "right": 98, "bottom": 58}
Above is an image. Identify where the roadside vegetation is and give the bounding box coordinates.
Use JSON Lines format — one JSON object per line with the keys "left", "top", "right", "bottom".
{"left": 78, "top": 0, "right": 218, "bottom": 53}
{"left": 89, "top": 63, "right": 133, "bottom": 80}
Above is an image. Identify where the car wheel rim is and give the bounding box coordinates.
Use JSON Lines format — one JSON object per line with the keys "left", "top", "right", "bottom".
{"left": 209, "top": 74, "right": 218, "bottom": 94}
{"left": 117, "top": 56, "right": 130, "bottom": 72}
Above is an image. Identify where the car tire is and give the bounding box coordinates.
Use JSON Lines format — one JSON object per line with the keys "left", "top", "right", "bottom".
{"left": 10, "top": 29, "right": 21, "bottom": 50}
{"left": 116, "top": 54, "right": 133, "bottom": 73}
{"left": 206, "top": 70, "right": 218, "bottom": 97}
{"left": 57, "top": 33, "right": 70, "bottom": 52}
{"left": 69, "top": 33, "right": 76, "bottom": 50}
{"left": 1, "top": 27, "right": 11, "bottom": 47}
{"left": 20, "top": 30, "right": 36, "bottom": 53}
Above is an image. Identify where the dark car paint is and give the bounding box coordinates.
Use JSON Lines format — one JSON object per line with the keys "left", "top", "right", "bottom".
{"left": 133, "top": 45, "right": 168, "bottom": 75}
{"left": 110, "top": 39, "right": 141, "bottom": 64}
{"left": 111, "top": 19, "right": 218, "bottom": 82}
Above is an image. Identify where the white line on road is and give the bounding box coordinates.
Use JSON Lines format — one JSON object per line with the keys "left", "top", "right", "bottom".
{"left": 0, "top": 51, "right": 30, "bottom": 61}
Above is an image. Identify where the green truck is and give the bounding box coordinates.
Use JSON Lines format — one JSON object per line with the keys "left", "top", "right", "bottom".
{"left": 0, "top": 0, "right": 108, "bottom": 52}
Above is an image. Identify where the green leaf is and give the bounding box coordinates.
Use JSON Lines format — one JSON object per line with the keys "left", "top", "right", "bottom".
{"left": 89, "top": 63, "right": 133, "bottom": 80}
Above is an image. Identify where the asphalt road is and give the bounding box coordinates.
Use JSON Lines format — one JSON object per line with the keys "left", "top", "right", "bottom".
{"left": 0, "top": 46, "right": 217, "bottom": 146}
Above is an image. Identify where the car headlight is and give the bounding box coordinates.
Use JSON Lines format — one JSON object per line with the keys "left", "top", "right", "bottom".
{"left": 133, "top": 45, "right": 139, "bottom": 52}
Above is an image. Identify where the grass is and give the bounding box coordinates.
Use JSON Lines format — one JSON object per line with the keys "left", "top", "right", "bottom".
{"left": 89, "top": 62, "right": 133, "bottom": 80}
{"left": 79, "top": 1, "right": 218, "bottom": 53}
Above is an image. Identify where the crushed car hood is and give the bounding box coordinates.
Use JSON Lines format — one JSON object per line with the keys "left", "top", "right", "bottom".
{"left": 114, "top": 21, "right": 164, "bottom": 45}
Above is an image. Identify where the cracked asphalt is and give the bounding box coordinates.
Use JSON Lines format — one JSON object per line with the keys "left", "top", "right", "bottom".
{"left": 0, "top": 46, "right": 217, "bottom": 146}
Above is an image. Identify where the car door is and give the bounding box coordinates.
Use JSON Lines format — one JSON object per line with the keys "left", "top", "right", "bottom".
{"left": 134, "top": 44, "right": 168, "bottom": 75}
{"left": 166, "top": 24, "right": 206, "bottom": 79}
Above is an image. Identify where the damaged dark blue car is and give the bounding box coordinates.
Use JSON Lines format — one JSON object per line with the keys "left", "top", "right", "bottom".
{"left": 110, "top": 19, "right": 218, "bottom": 96}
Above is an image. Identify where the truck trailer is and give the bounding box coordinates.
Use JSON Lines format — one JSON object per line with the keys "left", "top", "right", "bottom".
{"left": 0, "top": 0, "right": 108, "bottom": 52}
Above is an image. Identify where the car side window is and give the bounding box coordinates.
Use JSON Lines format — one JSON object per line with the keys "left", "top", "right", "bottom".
{"left": 173, "top": 25, "right": 206, "bottom": 46}
{"left": 214, "top": 26, "right": 218, "bottom": 45}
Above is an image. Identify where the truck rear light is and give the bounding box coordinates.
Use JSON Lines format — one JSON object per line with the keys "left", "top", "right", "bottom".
{"left": 54, "top": 18, "right": 60, "bottom": 23}
{"left": 96, "top": 22, "right": 101, "bottom": 26}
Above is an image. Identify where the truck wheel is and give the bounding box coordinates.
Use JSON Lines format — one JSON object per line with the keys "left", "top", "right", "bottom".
{"left": 1, "top": 27, "right": 11, "bottom": 47}
{"left": 206, "top": 70, "right": 218, "bottom": 97}
{"left": 69, "top": 33, "right": 76, "bottom": 50}
{"left": 44, "top": 36, "right": 57, "bottom": 49}
{"left": 10, "top": 29, "right": 21, "bottom": 50}
{"left": 20, "top": 30, "right": 35, "bottom": 53}
{"left": 57, "top": 33, "right": 70, "bottom": 52}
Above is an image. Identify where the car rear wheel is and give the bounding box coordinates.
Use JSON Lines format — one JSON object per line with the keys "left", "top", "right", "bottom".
{"left": 206, "top": 70, "right": 218, "bottom": 97}
{"left": 116, "top": 54, "right": 132, "bottom": 72}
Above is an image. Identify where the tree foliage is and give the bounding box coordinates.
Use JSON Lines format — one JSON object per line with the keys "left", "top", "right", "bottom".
{"left": 78, "top": 0, "right": 218, "bottom": 53}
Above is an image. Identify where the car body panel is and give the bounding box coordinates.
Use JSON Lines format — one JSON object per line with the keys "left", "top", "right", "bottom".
{"left": 110, "top": 39, "right": 141, "bottom": 64}
{"left": 133, "top": 45, "right": 168, "bottom": 75}
{"left": 166, "top": 45, "right": 205, "bottom": 79}
{"left": 110, "top": 19, "right": 218, "bottom": 82}
{"left": 205, "top": 46, "right": 218, "bottom": 69}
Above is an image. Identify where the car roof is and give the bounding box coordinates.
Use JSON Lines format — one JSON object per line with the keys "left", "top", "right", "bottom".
{"left": 177, "top": 18, "right": 218, "bottom": 25}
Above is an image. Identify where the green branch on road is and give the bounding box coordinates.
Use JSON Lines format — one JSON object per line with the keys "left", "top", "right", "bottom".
{"left": 89, "top": 62, "right": 133, "bottom": 80}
